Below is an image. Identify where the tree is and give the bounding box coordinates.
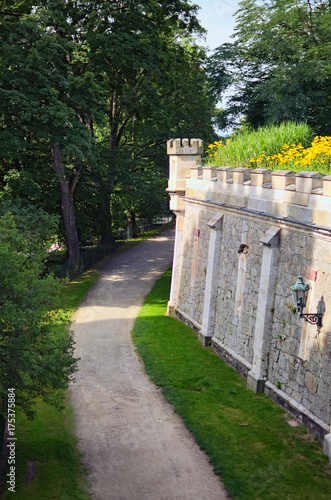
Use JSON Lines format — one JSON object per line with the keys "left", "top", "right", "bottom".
{"left": 84, "top": 0, "right": 212, "bottom": 243}
{"left": 0, "top": 205, "right": 78, "bottom": 428}
{"left": 104, "top": 36, "right": 216, "bottom": 235}
{"left": 0, "top": 1, "right": 215, "bottom": 252}
{"left": 0, "top": 2, "right": 100, "bottom": 263}
{"left": 208, "top": 0, "right": 331, "bottom": 133}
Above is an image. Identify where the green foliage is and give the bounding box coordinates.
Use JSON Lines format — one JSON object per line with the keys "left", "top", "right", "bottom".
{"left": 0, "top": 209, "right": 77, "bottom": 419}
{"left": 0, "top": 197, "right": 59, "bottom": 248}
{"left": 0, "top": 0, "right": 215, "bottom": 251}
{"left": 86, "top": 2, "right": 214, "bottom": 240}
{"left": 208, "top": 0, "right": 331, "bottom": 134}
{"left": 132, "top": 269, "right": 331, "bottom": 499}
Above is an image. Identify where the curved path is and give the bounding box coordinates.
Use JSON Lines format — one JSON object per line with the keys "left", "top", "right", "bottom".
{"left": 69, "top": 229, "right": 228, "bottom": 500}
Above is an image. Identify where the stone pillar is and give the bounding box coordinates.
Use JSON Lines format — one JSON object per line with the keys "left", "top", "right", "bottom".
{"left": 247, "top": 226, "right": 281, "bottom": 393}
{"left": 199, "top": 214, "right": 224, "bottom": 346}
{"left": 251, "top": 169, "right": 272, "bottom": 187}
{"left": 271, "top": 170, "right": 295, "bottom": 189}
{"left": 295, "top": 171, "right": 323, "bottom": 193}
{"left": 166, "top": 139, "right": 204, "bottom": 316}
{"left": 323, "top": 431, "right": 331, "bottom": 461}
{"left": 167, "top": 214, "right": 184, "bottom": 317}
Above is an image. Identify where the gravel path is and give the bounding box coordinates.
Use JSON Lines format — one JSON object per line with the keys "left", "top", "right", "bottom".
{"left": 69, "top": 229, "right": 228, "bottom": 500}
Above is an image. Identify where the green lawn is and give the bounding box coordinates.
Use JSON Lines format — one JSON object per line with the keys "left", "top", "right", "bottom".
{"left": 132, "top": 269, "right": 331, "bottom": 500}
{"left": 2, "top": 399, "right": 90, "bottom": 500}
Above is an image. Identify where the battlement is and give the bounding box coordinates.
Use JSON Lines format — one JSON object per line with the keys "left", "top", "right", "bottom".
{"left": 167, "top": 139, "right": 331, "bottom": 229}
{"left": 191, "top": 165, "right": 328, "bottom": 194}
{"left": 186, "top": 165, "right": 331, "bottom": 228}
{"left": 167, "top": 138, "right": 204, "bottom": 155}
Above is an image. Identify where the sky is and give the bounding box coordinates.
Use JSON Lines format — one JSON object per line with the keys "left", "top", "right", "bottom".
{"left": 194, "top": 1, "right": 240, "bottom": 131}
{"left": 194, "top": 0, "right": 240, "bottom": 52}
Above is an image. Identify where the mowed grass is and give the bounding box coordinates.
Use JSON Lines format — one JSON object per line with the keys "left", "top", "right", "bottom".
{"left": 2, "top": 399, "right": 89, "bottom": 500}
{"left": 1, "top": 268, "right": 100, "bottom": 500}
{"left": 132, "top": 269, "right": 331, "bottom": 500}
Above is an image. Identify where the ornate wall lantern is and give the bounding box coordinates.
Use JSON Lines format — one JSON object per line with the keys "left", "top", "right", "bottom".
{"left": 290, "top": 275, "right": 322, "bottom": 329}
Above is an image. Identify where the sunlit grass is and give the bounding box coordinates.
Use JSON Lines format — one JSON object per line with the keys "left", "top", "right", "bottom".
{"left": 205, "top": 122, "right": 314, "bottom": 170}
{"left": 132, "top": 269, "right": 331, "bottom": 500}
{"left": 2, "top": 399, "right": 90, "bottom": 500}
{"left": 114, "top": 221, "right": 174, "bottom": 248}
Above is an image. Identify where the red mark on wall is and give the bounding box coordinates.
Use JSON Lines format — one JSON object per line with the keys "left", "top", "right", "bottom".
{"left": 305, "top": 268, "right": 317, "bottom": 282}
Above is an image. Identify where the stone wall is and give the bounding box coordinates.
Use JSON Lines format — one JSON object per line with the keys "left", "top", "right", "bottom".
{"left": 166, "top": 138, "right": 331, "bottom": 459}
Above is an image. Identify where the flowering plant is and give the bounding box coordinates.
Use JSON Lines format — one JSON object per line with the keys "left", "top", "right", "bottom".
{"left": 205, "top": 135, "right": 331, "bottom": 174}
{"left": 249, "top": 136, "right": 331, "bottom": 172}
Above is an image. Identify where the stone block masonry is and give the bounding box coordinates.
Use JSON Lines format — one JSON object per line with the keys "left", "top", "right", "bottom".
{"left": 166, "top": 138, "right": 331, "bottom": 460}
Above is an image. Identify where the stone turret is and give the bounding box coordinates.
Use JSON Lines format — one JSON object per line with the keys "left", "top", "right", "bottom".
{"left": 166, "top": 138, "right": 204, "bottom": 318}
{"left": 166, "top": 138, "right": 203, "bottom": 213}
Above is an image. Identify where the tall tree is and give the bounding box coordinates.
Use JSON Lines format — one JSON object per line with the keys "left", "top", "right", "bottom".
{"left": 0, "top": 2, "right": 99, "bottom": 263}
{"left": 1, "top": 1, "right": 214, "bottom": 250}
{"left": 208, "top": 0, "right": 331, "bottom": 133}
{"left": 105, "top": 36, "right": 216, "bottom": 235}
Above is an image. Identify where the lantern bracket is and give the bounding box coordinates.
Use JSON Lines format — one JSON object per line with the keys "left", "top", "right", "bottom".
{"left": 297, "top": 297, "right": 323, "bottom": 328}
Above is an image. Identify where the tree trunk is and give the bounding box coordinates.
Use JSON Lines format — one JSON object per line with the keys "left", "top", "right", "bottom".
{"left": 52, "top": 142, "right": 80, "bottom": 265}
{"left": 128, "top": 209, "right": 137, "bottom": 238}
{"left": 97, "top": 117, "right": 119, "bottom": 245}
{"left": 99, "top": 180, "right": 114, "bottom": 245}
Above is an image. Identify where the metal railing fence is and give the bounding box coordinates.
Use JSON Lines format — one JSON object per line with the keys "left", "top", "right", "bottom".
{"left": 53, "top": 213, "right": 174, "bottom": 280}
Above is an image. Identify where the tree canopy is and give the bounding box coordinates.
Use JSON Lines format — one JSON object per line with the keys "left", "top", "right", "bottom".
{"left": 208, "top": 0, "right": 331, "bottom": 133}
{"left": 0, "top": 0, "right": 215, "bottom": 422}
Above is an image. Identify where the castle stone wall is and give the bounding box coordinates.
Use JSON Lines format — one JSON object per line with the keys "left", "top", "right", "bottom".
{"left": 166, "top": 138, "right": 331, "bottom": 459}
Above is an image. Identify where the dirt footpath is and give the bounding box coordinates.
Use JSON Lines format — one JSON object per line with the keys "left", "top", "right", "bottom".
{"left": 69, "top": 229, "right": 228, "bottom": 500}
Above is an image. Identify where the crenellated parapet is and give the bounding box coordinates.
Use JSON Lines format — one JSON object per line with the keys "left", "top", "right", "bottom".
{"left": 166, "top": 138, "right": 331, "bottom": 229}
{"left": 186, "top": 165, "right": 331, "bottom": 228}
{"left": 167, "top": 138, "right": 204, "bottom": 155}
{"left": 189, "top": 165, "right": 327, "bottom": 194}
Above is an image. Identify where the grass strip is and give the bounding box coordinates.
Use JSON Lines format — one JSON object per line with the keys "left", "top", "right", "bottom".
{"left": 132, "top": 269, "right": 331, "bottom": 500}
{"left": 114, "top": 222, "right": 174, "bottom": 249}
{"left": 1, "top": 268, "right": 100, "bottom": 500}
